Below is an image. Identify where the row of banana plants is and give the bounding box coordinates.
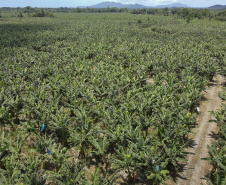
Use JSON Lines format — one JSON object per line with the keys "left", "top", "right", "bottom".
{"left": 0, "top": 13, "right": 226, "bottom": 184}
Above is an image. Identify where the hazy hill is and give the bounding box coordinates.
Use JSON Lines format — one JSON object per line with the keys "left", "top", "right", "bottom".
{"left": 86, "top": 1, "right": 226, "bottom": 9}
{"left": 90, "top": 1, "right": 126, "bottom": 8}
{"left": 126, "top": 3, "right": 147, "bottom": 9}
{"left": 89, "top": 1, "right": 189, "bottom": 9}
{"left": 155, "top": 3, "right": 189, "bottom": 8}
{"left": 89, "top": 1, "right": 146, "bottom": 9}
{"left": 208, "top": 4, "right": 226, "bottom": 9}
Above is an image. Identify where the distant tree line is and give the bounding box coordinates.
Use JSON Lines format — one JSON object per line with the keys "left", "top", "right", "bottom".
{"left": 0, "top": 6, "right": 129, "bottom": 13}
{"left": 130, "top": 7, "right": 226, "bottom": 20}
{"left": 71, "top": 7, "right": 129, "bottom": 13}
{"left": 0, "top": 6, "right": 226, "bottom": 21}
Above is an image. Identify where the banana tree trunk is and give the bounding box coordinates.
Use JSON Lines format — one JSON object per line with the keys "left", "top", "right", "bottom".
{"left": 0, "top": 160, "right": 4, "bottom": 169}
{"left": 79, "top": 144, "right": 85, "bottom": 158}
{"left": 62, "top": 131, "right": 67, "bottom": 147}
{"left": 41, "top": 162, "right": 46, "bottom": 170}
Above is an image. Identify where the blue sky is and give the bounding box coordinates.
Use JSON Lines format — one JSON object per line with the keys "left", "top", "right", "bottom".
{"left": 0, "top": 0, "right": 225, "bottom": 8}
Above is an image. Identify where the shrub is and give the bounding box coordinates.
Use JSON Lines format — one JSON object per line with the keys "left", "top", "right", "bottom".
{"left": 18, "top": 12, "right": 23, "bottom": 18}
{"left": 32, "top": 9, "right": 54, "bottom": 17}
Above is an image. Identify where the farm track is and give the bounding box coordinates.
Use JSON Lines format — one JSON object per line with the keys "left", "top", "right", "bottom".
{"left": 166, "top": 75, "right": 224, "bottom": 185}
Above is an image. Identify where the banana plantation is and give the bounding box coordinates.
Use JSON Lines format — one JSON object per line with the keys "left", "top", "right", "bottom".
{"left": 0, "top": 12, "right": 225, "bottom": 184}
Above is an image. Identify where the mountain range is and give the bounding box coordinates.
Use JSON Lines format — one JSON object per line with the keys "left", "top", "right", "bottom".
{"left": 84, "top": 1, "right": 226, "bottom": 9}
{"left": 90, "top": 1, "right": 147, "bottom": 9}
{"left": 89, "top": 1, "right": 189, "bottom": 9}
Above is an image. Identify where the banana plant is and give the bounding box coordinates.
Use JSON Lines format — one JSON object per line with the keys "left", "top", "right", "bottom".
{"left": 92, "top": 167, "right": 100, "bottom": 185}
{"left": 22, "top": 169, "right": 47, "bottom": 185}
{"left": 9, "top": 134, "right": 24, "bottom": 161}
{"left": 49, "top": 160, "right": 89, "bottom": 185}
{"left": 33, "top": 134, "right": 55, "bottom": 170}
{"left": 0, "top": 132, "right": 11, "bottom": 169}
{"left": 72, "top": 107, "right": 96, "bottom": 159}
{"left": 102, "top": 124, "right": 127, "bottom": 148}
{"left": 158, "top": 135, "right": 186, "bottom": 171}
{"left": 0, "top": 96, "right": 22, "bottom": 130}
{"left": 0, "top": 103, "right": 11, "bottom": 126}
{"left": 18, "top": 149, "right": 47, "bottom": 185}
{"left": 49, "top": 110, "right": 72, "bottom": 147}
{"left": 146, "top": 168, "right": 169, "bottom": 185}
{"left": 50, "top": 144, "right": 67, "bottom": 172}
{"left": 205, "top": 143, "right": 226, "bottom": 185}
{"left": 89, "top": 136, "right": 111, "bottom": 171}
{"left": 111, "top": 144, "right": 143, "bottom": 183}
{"left": 22, "top": 93, "right": 50, "bottom": 134}
{"left": 0, "top": 153, "right": 22, "bottom": 185}
{"left": 91, "top": 165, "right": 121, "bottom": 185}
{"left": 0, "top": 87, "right": 9, "bottom": 127}
{"left": 7, "top": 95, "right": 24, "bottom": 126}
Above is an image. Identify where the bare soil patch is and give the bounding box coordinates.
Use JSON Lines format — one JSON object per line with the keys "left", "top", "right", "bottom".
{"left": 146, "top": 78, "right": 155, "bottom": 84}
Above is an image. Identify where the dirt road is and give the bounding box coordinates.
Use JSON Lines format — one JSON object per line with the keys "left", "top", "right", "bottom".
{"left": 166, "top": 75, "right": 224, "bottom": 185}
